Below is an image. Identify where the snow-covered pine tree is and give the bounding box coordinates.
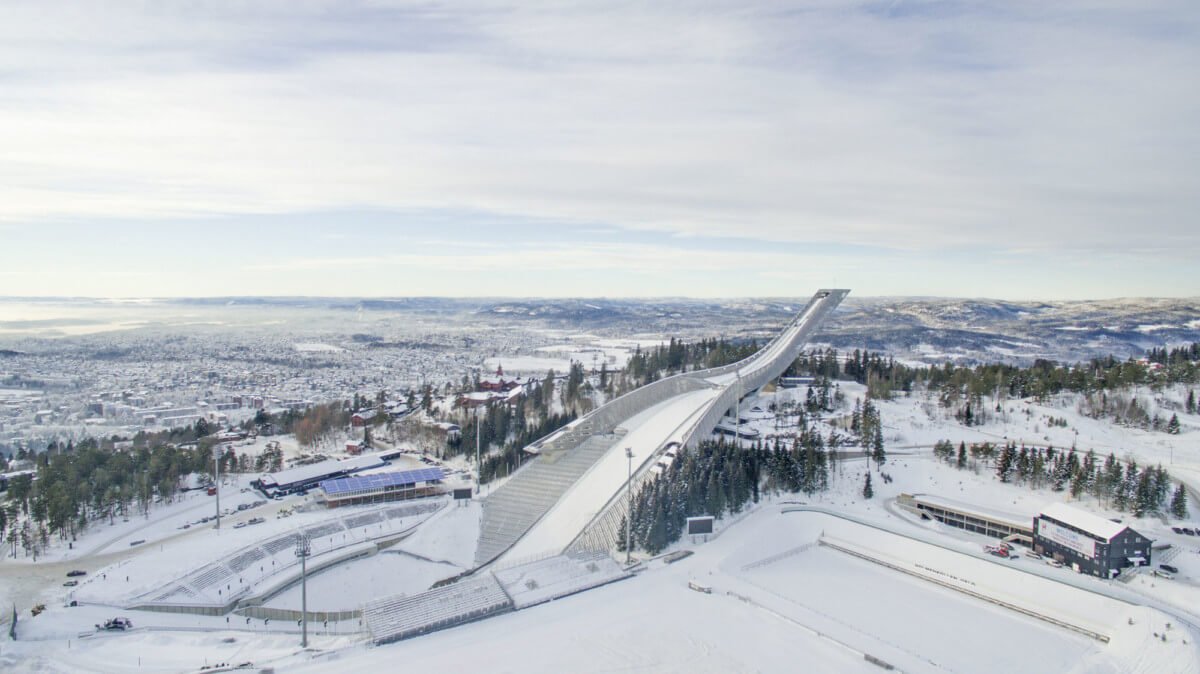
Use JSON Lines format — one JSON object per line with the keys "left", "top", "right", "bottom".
{"left": 1170, "top": 484, "right": 1189, "bottom": 519}
{"left": 995, "top": 443, "right": 1015, "bottom": 482}
{"left": 872, "top": 426, "right": 886, "bottom": 468}
{"left": 1133, "top": 470, "right": 1155, "bottom": 517}
{"left": 862, "top": 472, "right": 874, "bottom": 499}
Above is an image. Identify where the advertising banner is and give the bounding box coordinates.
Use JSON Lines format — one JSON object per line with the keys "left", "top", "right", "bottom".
{"left": 1039, "top": 517, "right": 1096, "bottom": 558}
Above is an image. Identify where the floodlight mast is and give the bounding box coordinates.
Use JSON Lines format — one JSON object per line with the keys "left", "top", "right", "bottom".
{"left": 476, "top": 403, "right": 482, "bottom": 494}
{"left": 296, "top": 534, "right": 311, "bottom": 648}
{"left": 213, "top": 445, "right": 221, "bottom": 530}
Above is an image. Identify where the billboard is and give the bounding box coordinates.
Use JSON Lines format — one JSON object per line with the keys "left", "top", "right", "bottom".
{"left": 452, "top": 488, "right": 473, "bottom": 500}
{"left": 686, "top": 516, "right": 714, "bottom": 535}
{"left": 1038, "top": 517, "right": 1096, "bottom": 558}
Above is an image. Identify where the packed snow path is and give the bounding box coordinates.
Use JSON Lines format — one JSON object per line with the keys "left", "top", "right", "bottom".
{"left": 476, "top": 289, "right": 848, "bottom": 567}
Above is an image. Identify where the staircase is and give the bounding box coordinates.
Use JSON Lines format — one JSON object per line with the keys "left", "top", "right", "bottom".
{"left": 475, "top": 434, "right": 617, "bottom": 566}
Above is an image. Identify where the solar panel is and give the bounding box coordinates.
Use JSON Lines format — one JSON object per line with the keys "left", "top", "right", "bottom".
{"left": 320, "top": 468, "right": 445, "bottom": 497}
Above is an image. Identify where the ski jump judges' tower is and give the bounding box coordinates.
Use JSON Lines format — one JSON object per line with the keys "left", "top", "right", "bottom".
{"left": 474, "top": 289, "right": 849, "bottom": 568}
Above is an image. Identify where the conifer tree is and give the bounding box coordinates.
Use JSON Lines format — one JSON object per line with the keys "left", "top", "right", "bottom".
{"left": 1170, "top": 484, "right": 1189, "bottom": 519}
{"left": 1188, "top": 390, "right": 1197, "bottom": 415}
{"left": 1167, "top": 413, "right": 1181, "bottom": 435}
{"left": 995, "top": 443, "right": 1015, "bottom": 482}
{"left": 872, "top": 426, "right": 886, "bottom": 468}
{"left": 956, "top": 442, "right": 967, "bottom": 470}
{"left": 1133, "top": 470, "right": 1155, "bottom": 517}
{"left": 862, "top": 472, "right": 874, "bottom": 499}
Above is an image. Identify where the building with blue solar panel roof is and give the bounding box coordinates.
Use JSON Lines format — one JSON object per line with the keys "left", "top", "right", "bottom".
{"left": 316, "top": 467, "right": 447, "bottom": 508}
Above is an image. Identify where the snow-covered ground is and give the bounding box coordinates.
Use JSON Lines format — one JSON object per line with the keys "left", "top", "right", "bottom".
{"left": 8, "top": 372, "right": 1200, "bottom": 673}
{"left": 70, "top": 500, "right": 445, "bottom": 609}
{"left": 266, "top": 501, "right": 483, "bottom": 611}
{"left": 388, "top": 498, "right": 481, "bottom": 569}
{"left": 282, "top": 500, "right": 1195, "bottom": 674}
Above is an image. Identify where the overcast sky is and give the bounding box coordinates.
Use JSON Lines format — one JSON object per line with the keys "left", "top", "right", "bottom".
{"left": 2, "top": 1, "right": 1197, "bottom": 299}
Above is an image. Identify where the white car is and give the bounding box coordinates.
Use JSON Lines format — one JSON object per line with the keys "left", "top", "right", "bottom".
{"left": 1045, "top": 558, "right": 1063, "bottom": 568}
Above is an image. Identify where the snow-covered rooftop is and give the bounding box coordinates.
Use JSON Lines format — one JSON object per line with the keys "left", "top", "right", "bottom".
{"left": 260, "top": 452, "right": 387, "bottom": 488}
{"left": 910, "top": 493, "right": 1032, "bottom": 531}
{"left": 1039, "top": 503, "right": 1127, "bottom": 541}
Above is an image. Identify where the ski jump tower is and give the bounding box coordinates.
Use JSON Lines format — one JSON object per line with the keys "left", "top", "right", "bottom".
{"left": 475, "top": 289, "right": 849, "bottom": 567}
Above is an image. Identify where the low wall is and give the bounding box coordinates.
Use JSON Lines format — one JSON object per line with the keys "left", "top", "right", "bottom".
{"left": 236, "top": 606, "right": 360, "bottom": 624}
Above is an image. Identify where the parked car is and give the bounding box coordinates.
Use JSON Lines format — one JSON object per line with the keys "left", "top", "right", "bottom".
{"left": 129, "top": 539, "right": 145, "bottom": 547}
{"left": 97, "top": 617, "right": 133, "bottom": 631}
{"left": 1153, "top": 569, "right": 1175, "bottom": 580}
{"left": 1183, "top": 528, "right": 1197, "bottom": 536}
{"left": 1160, "top": 563, "right": 1180, "bottom": 574}
{"left": 1172, "top": 527, "right": 1184, "bottom": 534}
{"left": 247, "top": 517, "right": 265, "bottom": 525}
{"left": 66, "top": 570, "right": 87, "bottom": 577}
{"left": 1046, "top": 559, "right": 1064, "bottom": 568}
{"left": 63, "top": 580, "right": 78, "bottom": 587}
{"left": 1025, "top": 551, "right": 1043, "bottom": 560}
{"left": 233, "top": 522, "right": 247, "bottom": 529}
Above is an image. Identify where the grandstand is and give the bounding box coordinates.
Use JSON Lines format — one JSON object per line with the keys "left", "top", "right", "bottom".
{"left": 364, "top": 573, "right": 514, "bottom": 645}
{"left": 125, "top": 500, "right": 447, "bottom": 614}
{"left": 475, "top": 434, "right": 617, "bottom": 565}
{"left": 896, "top": 493, "right": 1034, "bottom": 546}
{"left": 363, "top": 551, "right": 632, "bottom": 645}
{"left": 493, "top": 551, "right": 630, "bottom": 609}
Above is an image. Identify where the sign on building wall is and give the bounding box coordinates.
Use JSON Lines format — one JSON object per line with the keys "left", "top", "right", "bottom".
{"left": 1039, "top": 518, "right": 1097, "bottom": 558}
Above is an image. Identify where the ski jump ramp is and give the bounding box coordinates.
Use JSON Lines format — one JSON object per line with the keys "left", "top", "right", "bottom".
{"left": 477, "top": 289, "right": 849, "bottom": 567}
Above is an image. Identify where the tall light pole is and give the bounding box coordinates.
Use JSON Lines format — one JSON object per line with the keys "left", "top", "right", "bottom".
{"left": 476, "top": 403, "right": 483, "bottom": 494}
{"left": 295, "top": 534, "right": 311, "bottom": 648}
{"left": 213, "top": 445, "right": 221, "bottom": 530}
{"left": 734, "top": 371, "right": 742, "bottom": 445}
{"left": 625, "top": 447, "right": 634, "bottom": 566}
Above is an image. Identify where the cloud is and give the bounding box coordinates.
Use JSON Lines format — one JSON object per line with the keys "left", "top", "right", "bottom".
{"left": 0, "top": 1, "right": 1197, "bottom": 293}
{"left": 243, "top": 241, "right": 851, "bottom": 275}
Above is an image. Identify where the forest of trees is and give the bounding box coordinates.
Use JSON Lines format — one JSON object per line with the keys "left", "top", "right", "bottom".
{"left": 932, "top": 439, "right": 1189, "bottom": 519}
{"left": 618, "top": 436, "right": 840, "bottom": 554}
{"left": 790, "top": 343, "right": 1200, "bottom": 403}
{"left": 0, "top": 401, "right": 344, "bottom": 559}
{"left": 1, "top": 436, "right": 216, "bottom": 559}
{"left": 620, "top": 337, "right": 761, "bottom": 392}
{"left": 789, "top": 345, "right": 1199, "bottom": 433}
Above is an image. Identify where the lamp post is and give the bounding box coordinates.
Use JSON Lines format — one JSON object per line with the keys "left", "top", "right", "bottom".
{"left": 734, "top": 370, "right": 742, "bottom": 445}
{"left": 295, "top": 534, "right": 311, "bottom": 648}
{"left": 625, "top": 447, "right": 634, "bottom": 566}
{"left": 213, "top": 445, "right": 221, "bottom": 530}
{"left": 476, "top": 403, "right": 483, "bottom": 494}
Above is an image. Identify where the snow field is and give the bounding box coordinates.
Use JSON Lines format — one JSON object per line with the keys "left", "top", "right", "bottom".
{"left": 267, "top": 501, "right": 484, "bottom": 612}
